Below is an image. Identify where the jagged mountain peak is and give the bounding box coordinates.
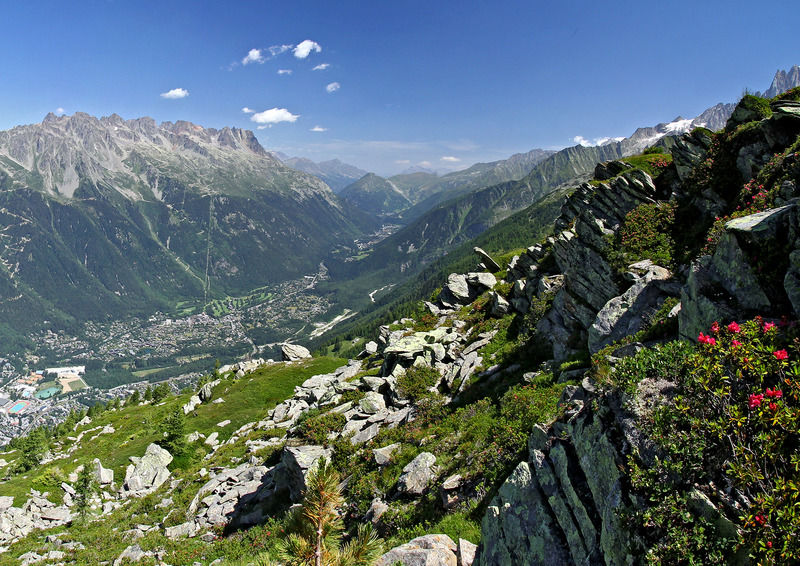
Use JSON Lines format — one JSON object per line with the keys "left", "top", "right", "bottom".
{"left": 0, "top": 112, "right": 292, "bottom": 199}
{"left": 764, "top": 64, "right": 800, "bottom": 98}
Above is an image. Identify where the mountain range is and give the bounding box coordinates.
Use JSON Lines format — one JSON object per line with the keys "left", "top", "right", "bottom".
{"left": 0, "top": 113, "right": 371, "bottom": 344}
{"left": 270, "top": 153, "right": 369, "bottom": 193}
{"left": 1, "top": 76, "right": 800, "bottom": 565}
{"left": 1, "top": 66, "right": 798, "bottom": 366}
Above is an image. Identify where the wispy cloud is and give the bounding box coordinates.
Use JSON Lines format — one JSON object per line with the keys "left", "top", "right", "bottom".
{"left": 55, "top": 107, "right": 65, "bottom": 114}
{"left": 572, "top": 135, "right": 624, "bottom": 147}
{"left": 242, "top": 107, "right": 255, "bottom": 114}
{"left": 441, "top": 156, "right": 460, "bottom": 162}
{"left": 310, "top": 125, "right": 327, "bottom": 132}
{"left": 269, "top": 44, "right": 293, "bottom": 57}
{"left": 326, "top": 82, "right": 340, "bottom": 93}
{"left": 418, "top": 161, "right": 432, "bottom": 168}
{"left": 250, "top": 107, "right": 299, "bottom": 128}
{"left": 293, "top": 39, "right": 321, "bottom": 59}
{"left": 160, "top": 88, "right": 189, "bottom": 99}
{"left": 395, "top": 159, "right": 410, "bottom": 165}
{"left": 277, "top": 69, "right": 293, "bottom": 75}
{"left": 312, "top": 63, "right": 330, "bottom": 71}
{"left": 240, "top": 45, "right": 293, "bottom": 67}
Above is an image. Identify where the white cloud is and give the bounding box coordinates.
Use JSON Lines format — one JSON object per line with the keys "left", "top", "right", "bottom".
{"left": 310, "top": 125, "right": 327, "bottom": 132}
{"left": 250, "top": 107, "right": 299, "bottom": 127}
{"left": 293, "top": 39, "right": 321, "bottom": 59}
{"left": 395, "top": 159, "right": 410, "bottom": 165}
{"left": 160, "top": 88, "right": 189, "bottom": 99}
{"left": 242, "top": 107, "right": 255, "bottom": 114}
{"left": 326, "top": 82, "right": 340, "bottom": 93}
{"left": 313, "top": 63, "right": 330, "bottom": 71}
{"left": 277, "top": 69, "right": 292, "bottom": 75}
{"left": 242, "top": 48, "right": 265, "bottom": 65}
{"left": 573, "top": 135, "right": 625, "bottom": 147}
{"left": 269, "top": 44, "right": 293, "bottom": 57}
{"left": 441, "top": 156, "right": 460, "bottom": 162}
{"left": 56, "top": 107, "right": 65, "bottom": 114}
{"left": 240, "top": 45, "right": 292, "bottom": 67}
{"left": 418, "top": 161, "right": 432, "bottom": 168}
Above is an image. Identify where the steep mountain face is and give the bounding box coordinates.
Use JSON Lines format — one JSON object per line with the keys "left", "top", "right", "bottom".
{"left": 277, "top": 155, "right": 369, "bottom": 193}
{"left": 395, "top": 148, "right": 556, "bottom": 215}
{"left": 0, "top": 113, "right": 372, "bottom": 335}
{"left": 763, "top": 64, "right": 800, "bottom": 98}
{"left": 342, "top": 143, "right": 627, "bottom": 279}
{"left": 339, "top": 173, "right": 411, "bottom": 216}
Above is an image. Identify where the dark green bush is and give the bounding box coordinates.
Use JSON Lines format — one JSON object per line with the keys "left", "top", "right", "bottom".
{"left": 295, "top": 411, "right": 347, "bottom": 445}
{"left": 397, "top": 365, "right": 441, "bottom": 401}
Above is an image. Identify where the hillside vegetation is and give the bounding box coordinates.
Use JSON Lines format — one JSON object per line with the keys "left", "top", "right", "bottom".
{"left": 1, "top": 90, "right": 800, "bottom": 565}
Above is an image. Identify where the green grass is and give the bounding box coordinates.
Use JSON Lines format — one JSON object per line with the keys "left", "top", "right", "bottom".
{"left": 0, "top": 357, "right": 345, "bottom": 506}
{"left": 132, "top": 367, "right": 169, "bottom": 378}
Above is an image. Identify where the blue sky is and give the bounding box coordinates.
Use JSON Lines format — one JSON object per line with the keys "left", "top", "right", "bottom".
{"left": 0, "top": 0, "right": 798, "bottom": 175}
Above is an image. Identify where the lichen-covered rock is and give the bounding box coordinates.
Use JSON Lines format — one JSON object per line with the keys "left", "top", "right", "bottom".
{"left": 280, "top": 445, "right": 332, "bottom": 502}
{"left": 377, "top": 534, "right": 458, "bottom": 566}
{"left": 588, "top": 264, "right": 679, "bottom": 352}
{"left": 397, "top": 452, "right": 437, "bottom": 496}
{"left": 123, "top": 443, "right": 172, "bottom": 496}
{"left": 477, "top": 397, "right": 634, "bottom": 566}
{"left": 680, "top": 204, "right": 798, "bottom": 340}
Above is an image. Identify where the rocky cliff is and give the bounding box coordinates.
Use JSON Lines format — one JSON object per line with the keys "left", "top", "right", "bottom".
{"left": 474, "top": 90, "right": 800, "bottom": 565}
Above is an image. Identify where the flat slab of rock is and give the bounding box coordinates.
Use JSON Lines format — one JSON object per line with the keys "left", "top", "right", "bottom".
{"left": 473, "top": 247, "right": 501, "bottom": 272}
{"left": 373, "top": 443, "right": 401, "bottom": 466}
{"left": 281, "top": 343, "right": 311, "bottom": 361}
{"left": 376, "top": 534, "right": 458, "bottom": 566}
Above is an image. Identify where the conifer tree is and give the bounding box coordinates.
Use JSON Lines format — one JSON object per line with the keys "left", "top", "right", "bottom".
{"left": 278, "top": 459, "right": 383, "bottom": 566}
{"left": 74, "top": 465, "right": 96, "bottom": 521}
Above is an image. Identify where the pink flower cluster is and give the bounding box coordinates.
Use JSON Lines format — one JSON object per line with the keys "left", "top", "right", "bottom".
{"left": 749, "top": 388, "right": 783, "bottom": 409}
{"left": 697, "top": 332, "right": 716, "bottom": 345}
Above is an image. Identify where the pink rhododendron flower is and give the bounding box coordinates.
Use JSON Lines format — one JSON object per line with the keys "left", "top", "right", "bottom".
{"left": 773, "top": 349, "right": 788, "bottom": 361}
{"left": 731, "top": 340, "right": 742, "bottom": 348}
{"left": 711, "top": 321, "right": 720, "bottom": 333}
{"left": 726, "top": 321, "right": 740, "bottom": 333}
{"left": 769, "top": 402, "right": 778, "bottom": 411}
{"left": 766, "top": 388, "right": 783, "bottom": 399}
{"left": 764, "top": 322, "right": 776, "bottom": 332}
{"left": 749, "top": 393, "right": 764, "bottom": 409}
{"left": 755, "top": 514, "right": 767, "bottom": 526}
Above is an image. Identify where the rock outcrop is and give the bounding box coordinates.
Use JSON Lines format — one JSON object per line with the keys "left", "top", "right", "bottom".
{"left": 122, "top": 443, "right": 173, "bottom": 496}
{"left": 281, "top": 343, "right": 312, "bottom": 361}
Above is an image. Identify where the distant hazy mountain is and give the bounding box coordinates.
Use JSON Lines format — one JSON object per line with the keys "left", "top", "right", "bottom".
{"left": 336, "top": 148, "right": 556, "bottom": 218}
{"left": 339, "top": 173, "right": 411, "bottom": 216}
{"left": 341, "top": 65, "right": 800, "bottom": 278}
{"left": 619, "top": 65, "right": 800, "bottom": 153}
{"left": 274, "top": 154, "right": 368, "bottom": 193}
{"left": 0, "top": 113, "right": 371, "bottom": 338}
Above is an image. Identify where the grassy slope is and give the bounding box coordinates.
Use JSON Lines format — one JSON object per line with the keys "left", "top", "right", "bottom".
{"left": 0, "top": 357, "right": 344, "bottom": 506}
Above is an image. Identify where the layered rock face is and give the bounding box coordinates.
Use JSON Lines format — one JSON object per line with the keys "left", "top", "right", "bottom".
{"left": 476, "top": 96, "right": 800, "bottom": 565}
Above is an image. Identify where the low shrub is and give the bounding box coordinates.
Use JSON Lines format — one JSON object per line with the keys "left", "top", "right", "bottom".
{"left": 397, "top": 365, "right": 441, "bottom": 401}
{"left": 619, "top": 317, "right": 800, "bottom": 563}
{"left": 608, "top": 201, "right": 677, "bottom": 270}
{"left": 295, "top": 411, "right": 346, "bottom": 445}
